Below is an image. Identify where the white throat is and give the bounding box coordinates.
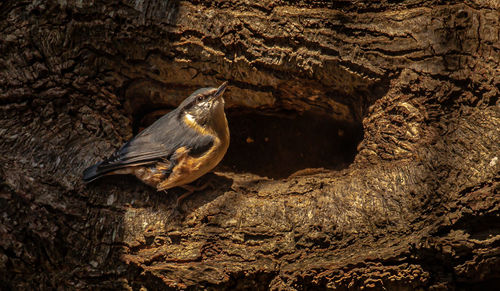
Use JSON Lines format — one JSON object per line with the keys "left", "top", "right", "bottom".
{"left": 185, "top": 113, "right": 196, "bottom": 123}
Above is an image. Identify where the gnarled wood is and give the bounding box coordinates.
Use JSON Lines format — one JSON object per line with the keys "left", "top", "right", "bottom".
{"left": 0, "top": 0, "right": 498, "bottom": 289}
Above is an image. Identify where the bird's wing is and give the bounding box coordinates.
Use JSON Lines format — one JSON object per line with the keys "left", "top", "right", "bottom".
{"left": 83, "top": 110, "right": 215, "bottom": 182}
{"left": 97, "top": 138, "right": 169, "bottom": 170}
{"left": 97, "top": 111, "right": 214, "bottom": 171}
{"left": 82, "top": 135, "right": 170, "bottom": 182}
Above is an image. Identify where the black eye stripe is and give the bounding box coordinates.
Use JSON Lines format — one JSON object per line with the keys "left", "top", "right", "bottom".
{"left": 183, "top": 92, "right": 214, "bottom": 112}
{"left": 187, "top": 95, "right": 203, "bottom": 108}
{"left": 197, "top": 93, "right": 212, "bottom": 101}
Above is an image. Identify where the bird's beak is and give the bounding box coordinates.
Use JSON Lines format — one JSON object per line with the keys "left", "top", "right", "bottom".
{"left": 213, "top": 81, "right": 228, "bottom": 99}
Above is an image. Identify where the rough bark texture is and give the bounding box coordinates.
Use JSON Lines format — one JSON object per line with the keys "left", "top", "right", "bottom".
{"left": 1, "top": 0, "right": 499, "bottom": 290}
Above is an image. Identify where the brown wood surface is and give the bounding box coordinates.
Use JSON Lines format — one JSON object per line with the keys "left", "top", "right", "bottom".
{"left": 0, "top": 0, "right": 499, "bottom": 290}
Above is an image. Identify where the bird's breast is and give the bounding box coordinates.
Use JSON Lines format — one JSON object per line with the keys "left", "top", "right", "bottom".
{"left": 157, "top": 136, "right": 228, "bottom": 191}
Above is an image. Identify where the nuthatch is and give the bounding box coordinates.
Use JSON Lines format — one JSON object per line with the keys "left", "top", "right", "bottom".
{"left": 83, "top": 82, "right": 230, "bottom": 203}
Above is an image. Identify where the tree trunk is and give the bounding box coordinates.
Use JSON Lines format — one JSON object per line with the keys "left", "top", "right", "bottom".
{"left": 1, "top": 0, "right": 498, "bottom": 290}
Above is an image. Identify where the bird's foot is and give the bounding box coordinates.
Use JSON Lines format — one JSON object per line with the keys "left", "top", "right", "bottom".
{"left": 175, "top": 180, "right": 214, "bottom": 210}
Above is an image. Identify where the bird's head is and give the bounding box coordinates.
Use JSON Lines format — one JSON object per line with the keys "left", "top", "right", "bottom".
{"left": 179, "top": 82, "right": 228, "bottom": 128}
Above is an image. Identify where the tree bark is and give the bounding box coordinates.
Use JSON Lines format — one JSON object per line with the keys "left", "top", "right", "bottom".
{"left": 0, "top": 0, "right": 499, "bottom": 290}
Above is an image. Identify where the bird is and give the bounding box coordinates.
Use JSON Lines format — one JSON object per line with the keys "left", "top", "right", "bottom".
{"left": 83, "top": 82, "right": 230, "bottom": 205}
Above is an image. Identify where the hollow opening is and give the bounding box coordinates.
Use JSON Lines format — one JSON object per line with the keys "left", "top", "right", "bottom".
{"left": 219, "top": 110, "right": 363, "bottom": 178}
{"left": 123, "top": 80, "right": 381, "bottom": 180}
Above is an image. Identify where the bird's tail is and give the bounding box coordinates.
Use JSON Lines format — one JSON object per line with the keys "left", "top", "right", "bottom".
{"left": 83, "top": 156, "right": 158, "bottom": 183}
{"left": 83, "top": 162, "right": 107, "bottom": 183}
{"left": 83, "top": 160, "right": 147, "bottom": 182}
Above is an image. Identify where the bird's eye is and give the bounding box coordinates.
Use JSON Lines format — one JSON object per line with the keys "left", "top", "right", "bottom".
{"left": 197, "top": 96, "right": 203, "bottom": 102}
